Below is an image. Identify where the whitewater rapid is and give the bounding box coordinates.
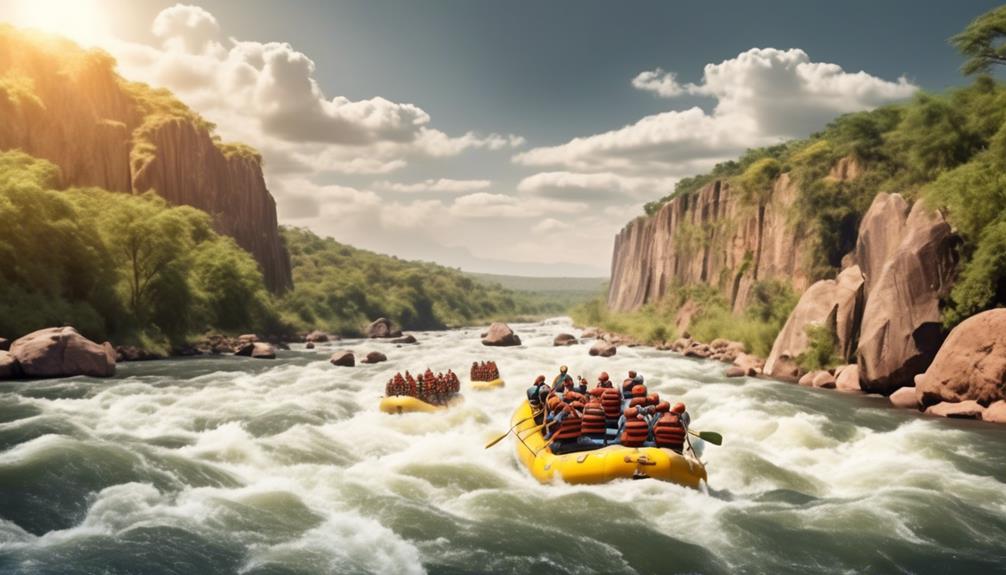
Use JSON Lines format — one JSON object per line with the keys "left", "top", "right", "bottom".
{"left": 0, "top": 318, "right": 1003, "bottom": 574}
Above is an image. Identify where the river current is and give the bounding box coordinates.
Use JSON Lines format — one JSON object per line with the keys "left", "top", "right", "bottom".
{"left": 0, "top": 319, "right": 1003, "bottom": 574}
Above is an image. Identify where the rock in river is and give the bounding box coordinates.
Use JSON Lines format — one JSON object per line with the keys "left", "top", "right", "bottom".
{"left": 482, "top": 322, "right": 521, "bottom": 346}
{"left": 330, "top": 351, "right": 355, "bottom": 367}
{"left": 9, "top": 326, "right": 116, "bottom": 378}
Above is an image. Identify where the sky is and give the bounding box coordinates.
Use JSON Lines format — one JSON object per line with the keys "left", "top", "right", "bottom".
{"left": 0, "top": 0, "right": 1001, "bottom": 276}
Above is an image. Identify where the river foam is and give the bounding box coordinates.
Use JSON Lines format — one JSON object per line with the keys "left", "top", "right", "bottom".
{"left": 0, "top": 319, "right": 1003, "bottom": 574}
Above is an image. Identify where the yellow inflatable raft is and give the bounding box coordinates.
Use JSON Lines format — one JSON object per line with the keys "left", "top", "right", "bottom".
{"left": 510, "top": 400, "right": 707, "bottom": 488}
{"left": 379, "top": 394, "right": 463, "bottom": 414}
{"left": 470, "top": 378, "right": 505, "bottom": 391}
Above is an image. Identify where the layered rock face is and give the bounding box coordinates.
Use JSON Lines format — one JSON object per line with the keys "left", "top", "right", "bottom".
{"left": 0, "top": 27, "right": 291, "bottom": 292}
{"left": 856, "top": 202, "right": 957, "bottom": 393}
{"left": 608, "top": 176, "right": 812, "bottom": 313}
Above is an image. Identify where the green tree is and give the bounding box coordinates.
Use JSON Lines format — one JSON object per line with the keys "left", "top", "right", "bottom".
{"left": 952, "top": 5, "right": 1006, "bottom": 75}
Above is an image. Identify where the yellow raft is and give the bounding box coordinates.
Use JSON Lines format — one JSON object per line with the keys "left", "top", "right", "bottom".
{"left": 511, "top": 400, "right": 707, "bottom": 488}
{"left": 470, "top": 378, "right": 505, "bottom": 391}
{"left": 379, "top": 394, "right": 463, "bottom": 414}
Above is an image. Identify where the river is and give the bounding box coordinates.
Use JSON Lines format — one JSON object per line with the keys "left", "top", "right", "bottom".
{"left": 0, "top": 319, "right": 1003, "bottom": 574}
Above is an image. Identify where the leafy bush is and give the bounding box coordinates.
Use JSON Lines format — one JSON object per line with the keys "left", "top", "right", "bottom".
{"left": 796, "top": 324, "right": 839, "bottom": 371}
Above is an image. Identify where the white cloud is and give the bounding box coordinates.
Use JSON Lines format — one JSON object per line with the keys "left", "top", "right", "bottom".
{"left": 518, "top": 171, "right": 676, "bottom": 202}
{"left": 377, "top": 178, "right": 492, "bottom": 193}
{"left": 516, "top": 48, "right": 917, "bottom": 177}
{"left": 449, "top": 193, "right": 587, "bottom": 219}
{"left": 632, "top": 68, "right": 683, "bottom": 98}
{"left": 533, "top": 218, "right": 569, "bottom": 234}
{"left": 108, "top": 4, "right": 522, "bottom": 176}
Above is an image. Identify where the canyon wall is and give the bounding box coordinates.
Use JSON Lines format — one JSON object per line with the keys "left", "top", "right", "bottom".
{"left": 0, "top": 27, "right": 291, "bottom": 292}
{"left": 608, "top": 175, "right": 813, "bottom": 313}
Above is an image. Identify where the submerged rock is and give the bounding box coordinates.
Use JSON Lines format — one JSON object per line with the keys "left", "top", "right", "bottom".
{"left": 553, "top": 333, "right": 578, "bottom": 346}
{"left": 482, "top": 322, "right": 521, "bottom": 346}
{"left": 330, "top": 351, "right": 355, "bottom": 367}
{"left": 589, "top": 340, "right": 616, "bottom": 357}
{"left": 9, "top": 326, "right": 116, "bottom": 378}
{"left": 724, "top": 366, "right": 746, "bottom": 378}
{"left": 362, "top": 351, "right": 387, "bottom": 364}
{"left": 916, "top": 309, "right": 1006, "bottom": 408}
{"left": 984, "top": 401, "right": 1006, "bottom": 424}
{"left": 391, "top": 334, "right": 417, "bottom": 344}
{"left": 924, "top": 400, "right": 985, "bottom": 419}
{"left": 733, "top": 353, "right": 764, "bottom": 376}
{"left": 250, "top": 342, "right": 276, "bottom": 359}
{"left": 304, "top": 330, "right": 329, "bottom": 343}
{"left": 305, "top": 342, "right": 315, "bottom": 349}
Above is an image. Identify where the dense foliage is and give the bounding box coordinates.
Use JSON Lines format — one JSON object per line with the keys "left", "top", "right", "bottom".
{"left": 276, "top": 227, "right": 569, "bottom": 335}
{"left": 0, "top": 151, "right": 274, "bottom": 348}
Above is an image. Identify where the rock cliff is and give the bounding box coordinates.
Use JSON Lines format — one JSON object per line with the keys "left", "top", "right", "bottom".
{"left": 608, "top": 175, "right": 812, "bottom": 312}
{"left": 0, "top": 26, "right": 291, "bottom": 292}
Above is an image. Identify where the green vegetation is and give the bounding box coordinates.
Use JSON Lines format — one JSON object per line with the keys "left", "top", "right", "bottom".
{"left": 796, "top": 324, "right": 839, "bottom": 371}
{"left": 952, "top": 5, "right": 1006, "bottom": 75}
{"left": 571, "top": 280, "right": 796, "bottom": 356}
{"left": 275, "top": 227, "right": 572, "bottom": 335}
{"left": 0, "top": 151, "right": 275, "bottom": 347}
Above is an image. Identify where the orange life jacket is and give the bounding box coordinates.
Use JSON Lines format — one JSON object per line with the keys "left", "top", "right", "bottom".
{"left": 654, "top": 412, "right": 686, "bottom": 450}
{"left": 601, "top": 388, "right": 622, "bottom": 420}
{"left": 553, "top": 405, "right": 581, "bottom": 440}
{"left": 580, "top": 402, "right": 606, "bottom": 436}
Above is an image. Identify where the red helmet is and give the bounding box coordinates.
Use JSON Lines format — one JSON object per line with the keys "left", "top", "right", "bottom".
{"left": 672, "top": 402, "right": 686, "bottom": 414}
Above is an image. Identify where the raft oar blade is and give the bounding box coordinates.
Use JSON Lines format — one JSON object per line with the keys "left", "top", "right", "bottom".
{"left": 484, "top": 431, "right": 510, "bottom": 449}
{"left": 692, "top": 430, "right": 722, "bottom": 446}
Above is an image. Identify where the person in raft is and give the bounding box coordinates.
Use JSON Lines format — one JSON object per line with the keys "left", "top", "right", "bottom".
{"left": 536, "top": 370, "right": 690, "bottom": 455}
{"left": 552, "top": 365, "right": 574, "bottom": 390}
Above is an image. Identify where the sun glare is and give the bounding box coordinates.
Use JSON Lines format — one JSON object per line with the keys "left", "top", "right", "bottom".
{"left": 10, "top": 0, "right": 109, "bottom": 46}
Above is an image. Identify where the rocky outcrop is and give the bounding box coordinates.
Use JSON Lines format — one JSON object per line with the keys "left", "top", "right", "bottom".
{"left": 915, "top": 309, "right": 1006, "bottom": 407}
{"left": 764, "top": 265, "right": 864, "bottom": 379}
{"left": 9, "top": 327, "right": 115, "bottom": 378}
{"left": 366, "top": 318, "right": 401, "bottom": 339}
{"left": 857, "top": 203, "right": 957, "bottom": 394}
{"left": 0, "top": 27, "right": 291, "bottom": 292}
{"left": 855, "top": 193, "right": 910, "bottom": 296}
{"left": 554, "top": 333, "right": 578, "bottom": 346}
{"left": 608, "top": 176, "right": 812, "bottom": 313}
{"left": 482, "top": 323, "right": 521, "bottom": 347}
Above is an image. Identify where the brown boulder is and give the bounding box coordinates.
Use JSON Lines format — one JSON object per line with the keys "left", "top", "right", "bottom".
{"left": 366, "top": 318, "right": 402, "bottom": 339}
{"left": 812, "top": 371, "right": 836, "bottom": 389}
{"left": 553, "top": 333, "right": 578, "bottom": 346}
{"left": 115, "top": 345, "right": 165, "bottom": 362}
{"left": 589, "top": 340, "right": 616, "bottom": 357}
{"left": 305, "top": 330, "right": 329, "bottom": 343}
{"left": 834, "top": 364, "right": 862, "bottom": 393}
{"left": 305, "top": 342, "right": 315, "bottom": 349}
{"left": 857, "top": 203, "right": 957, "bottom": 395}
{"left": 580, "top": 327, "right": 600, "bottom": 339}
{"left": 249, "top": 342, "right": 276, "bottom": 359}
{"left": 0, "top": 351, "right": 21, "bottom": 379}
{"left": 684, "top": 344, "right": 711, "bottom": 359}
{"left": 924, "top": 400, "right": 985, "bottom": 419}
{"left": 889, "top": 386, "right": 919, "bottom": 409}
{"left": 916, "top": 309, "right": 1006, "bottom": 407}
{"left": 390, "top": 334, "right": 417, "bottom": 344}
{"left": 765, "top": 265, "right": 864, "bottom": 379}
{"left": 798, "top": 371, "right": 817, "bottom": 387}
{"left": 724, "top": 366, "right": 746, "bottom": 378}
{"left": 10, "top": 327, "right": 116, "bottom": 378}
{"left": 238, "top": 334, "right": 259, "bottom": 344}
{"left": 362, "top": 351, "right": 387, "bottom": 364}
{"left": 733, "top": 353, "right": 764, "bottom": 376}
{"left": 983, "top": 401, "right": 1006, "bottom": 424}
{"left": 330, "top": 351, "right": 355, "bottom": 367}
{"left": 855, "top": 193, "right": 910, "bottom": 296}
{"left": 482, "top": 322, "right": 521, "bottom": 346}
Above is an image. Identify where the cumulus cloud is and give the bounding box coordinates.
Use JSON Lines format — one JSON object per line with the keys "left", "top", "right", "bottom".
{"left": 632, "top": 68, "right": 683, "bottom": 97}
{"left": 109, "top": 4, "right": 522, "bottom": 175}
{"left": 449, "top": 193, "right": 587, "bottom": 219}
{"left": 377, "top": 178, "right": 492, "bottom": 193}
{"left": 518, "top": 171, "right": 676, "bottom": 202}
{"left": 516, "top": 48, "right": 916, "bottom": 177}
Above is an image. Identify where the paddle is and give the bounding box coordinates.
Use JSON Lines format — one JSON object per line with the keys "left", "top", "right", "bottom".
{"left": 688, "top": 429, "right": 723, "bottom": 446}
{"left": 484, "top": 412, "right": 541, "bottom": 449}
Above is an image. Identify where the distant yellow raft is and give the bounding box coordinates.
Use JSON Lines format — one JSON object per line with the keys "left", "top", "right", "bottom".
{"left": 470, "top": 378, "right": 505, "bottom": 391}
{"left": 379, "top": 394, "right": 463, "bottom": 414}
{"left": 511, "top": 400, "right": 707, "bottom": 488}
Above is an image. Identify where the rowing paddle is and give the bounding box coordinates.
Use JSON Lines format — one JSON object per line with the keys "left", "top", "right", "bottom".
{"left": 688, "top": 429, "right": 722, "bottom": 446}
{"left": 484, "top": 412, "right": 541, "bottom": 449}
